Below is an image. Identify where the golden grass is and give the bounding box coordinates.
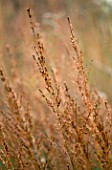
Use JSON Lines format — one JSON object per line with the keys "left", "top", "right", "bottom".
{"left": 0, "top": 8, "right": 112, "bottom": 170}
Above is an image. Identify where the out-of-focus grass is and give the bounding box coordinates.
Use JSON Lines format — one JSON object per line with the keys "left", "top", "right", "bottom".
{"left": 0, "top": 0, "right": 112, "bottom": 102}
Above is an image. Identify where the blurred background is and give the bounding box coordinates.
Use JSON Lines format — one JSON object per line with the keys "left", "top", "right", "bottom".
{"left": 0, "top": 0, "right": 112, "bottom": 102}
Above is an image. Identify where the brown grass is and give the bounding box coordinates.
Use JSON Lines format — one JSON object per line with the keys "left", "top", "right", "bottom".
{"left": 0, "top": 8, "right": 112, "bottom": 170}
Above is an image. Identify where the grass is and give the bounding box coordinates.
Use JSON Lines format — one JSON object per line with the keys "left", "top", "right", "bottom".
{"left": 0, "top": 7, "right": 112, "bottom": 170}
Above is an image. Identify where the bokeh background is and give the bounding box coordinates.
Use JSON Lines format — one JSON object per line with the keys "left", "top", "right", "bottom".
{"left": 0, "top": 0, "right": 112, "bottom": 102}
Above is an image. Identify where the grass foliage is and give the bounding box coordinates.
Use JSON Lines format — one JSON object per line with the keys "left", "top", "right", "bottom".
{"left": 0, "top": 8, "right": 112, "bottom": 170}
